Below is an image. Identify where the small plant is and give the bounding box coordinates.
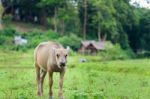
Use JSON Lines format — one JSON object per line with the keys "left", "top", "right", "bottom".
{"left": 93, "top": 93, "right": 104, "bottom": 99}
{"left": 74, "top": 93, "right": 88, "bottom": 99}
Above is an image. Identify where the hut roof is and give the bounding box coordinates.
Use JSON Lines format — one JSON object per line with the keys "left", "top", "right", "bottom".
{"left": 81, "top": 40, "right": 94, "bottom": 47}
{"left": 81, "top": 40, "right": 105, "bottom": 50}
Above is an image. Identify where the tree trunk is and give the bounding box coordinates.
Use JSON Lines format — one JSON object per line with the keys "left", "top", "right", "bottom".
{"left": 41, "top": 9, "right": 47, "bottom": 26}
{"left": 61, "top": 20, "right": 65, "bottom": 36}
{"left": 0, "top": 0, "right": 4, "bottom": 30}
{"left": 54, "top": 7, "right": 58, "bottom": 32}
{"left": 83, "top": 0, "right": 87, "bottom": 40}
{"left": 98, "top": 23, "right": 101, "bottom": 41}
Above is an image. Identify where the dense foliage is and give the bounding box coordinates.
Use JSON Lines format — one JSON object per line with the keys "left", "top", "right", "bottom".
{"left": 0, "top": 27, "right": 136, "bottom": 59}
{"left": 0, "top": 27, "right": 81, "bottom": 51}
{"left": 98, "top": 42, "right": 135, "bottom": 60}
{"left": 1, "top": 0, "right": 150, "bottom": 53}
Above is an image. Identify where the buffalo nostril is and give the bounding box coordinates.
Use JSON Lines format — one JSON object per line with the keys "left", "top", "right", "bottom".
{"left": 60, "top": 62, "right": 65, "bottom": 67}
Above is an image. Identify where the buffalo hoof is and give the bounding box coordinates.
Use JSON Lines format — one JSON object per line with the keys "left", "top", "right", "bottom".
{"left": 59, "top": 97, "right": 64, "bottom": 99}
{"left": 49, "top": 96, "right": 53, "bottom": 99}
{"left": 37, "top": 91, "right": 43, "bottom": 97}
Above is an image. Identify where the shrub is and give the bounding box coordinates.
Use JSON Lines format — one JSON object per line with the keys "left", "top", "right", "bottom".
{"left": 0, "top": 27, "right": 80, "bottom": 51}
{"left": 98, "top": 41, "right": 134, "bottom": 60}
{"left": 137, "top": 51, "right": 150, "bottom": 58}
{"left": 22, "top": 30, "right": 60, "bottom": 48}
{"left": 2, "top": 15, "right": 13, "bottom": 25}
{"left": 44, "top": 30, "right": 60, "bottom": 39}
{"left": 58, "top": 33, "right": 81, "bottom": 50}
{"left": 0, "top": 27, "right": 16, "bottom": 45}
{"left": 9, "top": 45, "right": 28, "bottom": 52}
{"left": 68, "top": 48, "right": 77, "bottom": 56}
{"left": 0, "top": 27, "right": 16, "bottom": 36}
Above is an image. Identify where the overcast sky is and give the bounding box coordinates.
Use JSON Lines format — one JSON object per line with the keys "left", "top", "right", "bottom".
{"left": 130, "top": 0, "right": 150, "bottom": 9}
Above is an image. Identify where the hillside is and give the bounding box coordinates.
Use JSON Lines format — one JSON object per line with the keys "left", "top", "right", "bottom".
{"left": 3, "top": 21, "right": 47, "bottom": 33}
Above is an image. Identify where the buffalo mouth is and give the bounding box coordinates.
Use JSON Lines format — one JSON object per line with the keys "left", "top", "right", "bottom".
{"left": 60, "top": 64, "right": 65, "bottom": 67}
{"left": 60, "top": 63, "right": 66, "bottom": 67}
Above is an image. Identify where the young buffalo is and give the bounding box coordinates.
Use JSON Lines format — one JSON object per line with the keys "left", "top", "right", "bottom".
{"left": 34, "top": 41, "right": 69, "bottom": 99}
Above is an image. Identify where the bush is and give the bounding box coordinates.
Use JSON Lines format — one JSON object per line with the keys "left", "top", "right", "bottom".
{"left": 44, "top": 30, "right": 60, "bottom": 39}
{"left": 1, "top": 28, "right": 16, "bottom": 36}
{"left": 0, "top": 27, "right": 16, "bottom": 36}
{"left": 137, "top": 51, "right": 150, "bottom": 58}
{"left": 2, "top": 15, "right": 13, "bottom": 24}
{"left": 58, "top": 33, "right": 81, "bottom": 50}
{"left": 23, "top": 30, "right": 60, "bottom": 48}
{"left": 98, "top": 41, "right": 134, "bottom": 60}
{"left": 0, "top": 28, "right": 81, "bottom": 52}
{"left": 68, "top": 48, "right": 77, "bottom": 56}
{"left": 0, "top": 27, "right": 16, "bottom": 45}
{"left": 0, "top": 27, "right": 135, "bottom": 60}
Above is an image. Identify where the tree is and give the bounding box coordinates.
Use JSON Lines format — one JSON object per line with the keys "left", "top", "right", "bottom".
{"left": 139, "top": 10, "right": 150, "bottom": 51}
{"left": 1, "top": 0, "right": 150, "bottom": 52}
{"left": 78, "top": 0, "right": 88, "bottom": 40}
{"left": 38, "top": 0, "right": 66, "bottom": 32}
{"left": 39, "top": 0, "right": 79, "bottom": 35}
{"left": 57, "top": 1, "right": 78, "bottom": 35}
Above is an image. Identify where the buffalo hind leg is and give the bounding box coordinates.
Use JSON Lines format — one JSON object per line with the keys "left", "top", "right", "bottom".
{"left": 35, "top": 63, "right": 41, "bottom": 96}
{"left": 39, "top": 69, "right": 47, "bottom": 96}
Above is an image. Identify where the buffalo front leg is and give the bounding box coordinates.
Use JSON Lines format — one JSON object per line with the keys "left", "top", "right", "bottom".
{"left": 48, "top": 72, "right": 53, "bottom": 99}
{"left": 58, "top": 70, "right": 65, "bottom": 99}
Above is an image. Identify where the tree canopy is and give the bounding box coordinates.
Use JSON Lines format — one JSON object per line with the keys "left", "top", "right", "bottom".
{"left": 1, "top": 0, "right": 150, "bottom": 52}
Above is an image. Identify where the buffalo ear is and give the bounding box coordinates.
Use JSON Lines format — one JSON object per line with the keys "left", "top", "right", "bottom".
{"left": 66, "top": 46, "right": 70, "bottom": 52}
{"left": 52, "top": 48, "right": 56, "bottom": 53}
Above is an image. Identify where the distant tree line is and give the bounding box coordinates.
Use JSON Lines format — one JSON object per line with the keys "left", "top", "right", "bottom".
{"left": 1, "top": 0, "right": 150, "bottom": 52}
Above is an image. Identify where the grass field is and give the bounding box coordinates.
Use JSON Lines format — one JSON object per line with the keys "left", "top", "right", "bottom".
{"left": 0, "top": 49, "right": 150, "bottom": 99}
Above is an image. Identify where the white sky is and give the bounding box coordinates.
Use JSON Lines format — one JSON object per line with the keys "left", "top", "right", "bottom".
{"left": 130, "top": 0, "right": 150, "bottom": 9}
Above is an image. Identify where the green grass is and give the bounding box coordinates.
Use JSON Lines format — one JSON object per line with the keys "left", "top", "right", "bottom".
{"left": 0, "top": 49, "right": 150, "bottom": 99}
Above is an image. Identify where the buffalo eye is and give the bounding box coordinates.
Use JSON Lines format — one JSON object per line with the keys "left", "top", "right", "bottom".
{"left": 65, "top": 54, "right": 67, "bottom": 58}
{"left": 56, "top": 54, "right": 60, "bottom": 58}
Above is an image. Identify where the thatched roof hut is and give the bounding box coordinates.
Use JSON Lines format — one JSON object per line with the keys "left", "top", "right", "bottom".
{"left": 78, "top": 40, "right": 105, "bottom": 55}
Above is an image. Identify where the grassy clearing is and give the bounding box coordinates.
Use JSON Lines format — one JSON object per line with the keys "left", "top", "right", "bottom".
{"left": 0, "top": 49, "right": 150, "bottom": 99}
